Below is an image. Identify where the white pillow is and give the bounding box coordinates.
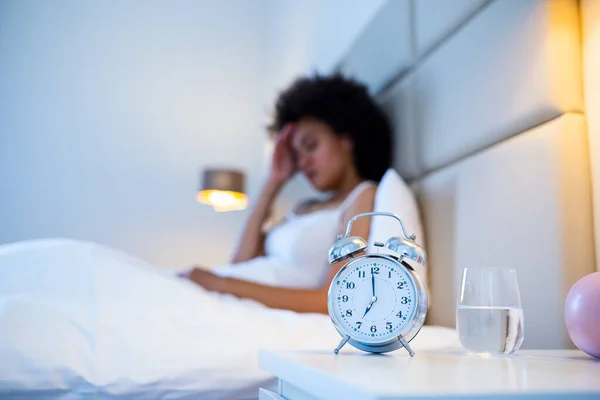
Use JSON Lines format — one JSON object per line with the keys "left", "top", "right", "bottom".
{"left": 368, "top": 168, "right": 427, "bottom": 287}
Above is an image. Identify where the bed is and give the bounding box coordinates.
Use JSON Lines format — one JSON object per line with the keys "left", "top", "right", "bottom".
{"left": 0, "top": 238, "right": 460, "bottom": 400}
{"left": 0, "top": 0, "right": 596, "bottom": 399}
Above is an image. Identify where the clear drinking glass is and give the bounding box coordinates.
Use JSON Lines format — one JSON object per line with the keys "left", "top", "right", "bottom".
{"left": 456, "top": 268, "right": 524, "bottom": 355}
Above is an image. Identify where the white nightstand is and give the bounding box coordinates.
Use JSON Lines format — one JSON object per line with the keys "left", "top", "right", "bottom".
{"left": 258, "top": 349, "right": 600, "bottom": 399}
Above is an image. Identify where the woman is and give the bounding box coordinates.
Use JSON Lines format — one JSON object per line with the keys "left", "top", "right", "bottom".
{"left": 182, "top": 73, "right": 393, "bottom": 314}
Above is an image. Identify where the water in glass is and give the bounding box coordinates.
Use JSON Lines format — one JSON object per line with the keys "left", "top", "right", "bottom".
{"left": 457, "top": 268, "right": 524, "bottom": 355}
{"left": 457, "top": 305, "right": 524, "bottom": 355}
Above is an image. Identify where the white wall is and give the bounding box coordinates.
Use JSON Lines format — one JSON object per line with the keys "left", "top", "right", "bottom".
{"left": 0, "top": 0, "right": 268, "bottom": 268}
{"left": 582, "top": 0, "right": 600, "bottom": 271}
{"left": 263, "top": 0, "right": 386, "bottom": 98}
{"left": 0, "top": 0, "right": 386, "bottom": 268}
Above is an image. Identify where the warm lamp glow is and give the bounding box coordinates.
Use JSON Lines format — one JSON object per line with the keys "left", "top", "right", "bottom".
{"left": 197, "top": 169, "right": 248, "bottom": 212}
{"left": 197, "top": 189, "right": 248, "bottom": 212}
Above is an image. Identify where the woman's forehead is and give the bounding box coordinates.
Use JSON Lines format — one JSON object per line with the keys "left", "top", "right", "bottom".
{"left": 292, "top": 119, "right": 331, "bottom": 143}
{"left": 293, "top": 124, "right": 314, "bottom": 139}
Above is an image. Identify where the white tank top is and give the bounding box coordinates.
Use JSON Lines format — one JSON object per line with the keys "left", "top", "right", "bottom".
{"left": 214, "top": 181, "right": 376, "bottom": 288}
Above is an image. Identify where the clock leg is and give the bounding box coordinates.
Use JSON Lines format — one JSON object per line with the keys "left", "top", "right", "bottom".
{"left": 333, "top": 335, "right": 350, "bottom": 354}
{"left": 398, "top": 335, "right": 415, "bottom": 357}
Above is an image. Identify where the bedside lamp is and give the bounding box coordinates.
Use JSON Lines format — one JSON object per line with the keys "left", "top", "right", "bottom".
{"left": 197, "top": 169, "right": 248, "bottom": 212}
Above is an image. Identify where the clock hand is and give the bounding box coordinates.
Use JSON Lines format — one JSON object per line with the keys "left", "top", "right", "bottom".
{"left": 362, "top": 296, "right": 378, "bottom": 318}
{"left": 361, "top": 269, "right": 379, "bottom": 318}
{"left": 362, "top": 300, "right": 374, "bottom": 318}
{"left": 371, "top": 269, "right": 376, "bottom": 297}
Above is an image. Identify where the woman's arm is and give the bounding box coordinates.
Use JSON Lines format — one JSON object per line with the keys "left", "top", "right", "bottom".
{"left": 231, "top": 125, "right": 296, "bottom": 263}
{"left": 188, "top": 268, "right": 332, "bottom": 313}
{"left": 192, "top": 183, "right": 377, "bottom": 313}
{"left": 230, "top": 179, "right": 282, "bottom": 263}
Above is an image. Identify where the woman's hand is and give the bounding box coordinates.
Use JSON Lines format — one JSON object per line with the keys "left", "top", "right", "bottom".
{"left": 269, "top": 124, "right": 296, "bottom": 186}
{"left": 184, "top": 267, "right": 228, "bottom": 293}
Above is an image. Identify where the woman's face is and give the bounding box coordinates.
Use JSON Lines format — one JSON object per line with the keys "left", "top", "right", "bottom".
{"left": 291, "top": 118, "right": 355, "bottom": 191}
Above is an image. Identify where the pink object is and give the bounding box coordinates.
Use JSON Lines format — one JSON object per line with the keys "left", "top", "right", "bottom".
{"left": 564, "top": 272, "right": 600, "bottom": 359}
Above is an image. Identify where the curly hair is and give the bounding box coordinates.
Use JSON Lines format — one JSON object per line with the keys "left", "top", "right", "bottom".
{"left": 270, "top": 73, "right": 393, "bottom": 182}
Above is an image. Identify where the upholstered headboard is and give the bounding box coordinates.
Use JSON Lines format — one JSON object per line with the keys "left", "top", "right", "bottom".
{"left": 339, "top": 0, "right": 596, "bottom": 349}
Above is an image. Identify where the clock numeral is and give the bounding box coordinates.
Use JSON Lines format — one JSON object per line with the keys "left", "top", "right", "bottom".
{"left": 389, "top": 271, "right": 392, "bottom": 278}
{"left": 397, "top": 282, "right": 405, "bottom": 289}
{"left": 371, "top": 267, "right": 380, "bottom": 274}
{"left": 386, "top": 322, "right": 392, "bottom": 330}
{"left": 401, "top": 296, "right": 408, "bottom": 304}
{"left": 355, "top": 321, "right": 362, "bottom": 329}
{"left": 342, "top": 295, "right": 349, "bottom": 302}
{"left": 346, "top": 282, "right": 355, "bottom": 289}
{"left": 358, "top": 271, "right": 366, "bottom": 278}
{"left": 346, "top": 310, "right": 353, "bottom": 317}
{"left": 396, "top": 311, "right": 403, "bottom": 318}
{"left": 370, "top": 325, "right": 377, "bottom": 333}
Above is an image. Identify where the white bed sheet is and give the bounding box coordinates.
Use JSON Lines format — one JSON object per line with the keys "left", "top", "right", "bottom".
{"left": 0, "top": 239, "right": 460, "bottom": 399}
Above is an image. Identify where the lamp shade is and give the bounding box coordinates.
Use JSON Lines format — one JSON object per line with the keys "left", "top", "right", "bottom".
{"left": 197, "top": 169, "right": 248, "bottom": 212}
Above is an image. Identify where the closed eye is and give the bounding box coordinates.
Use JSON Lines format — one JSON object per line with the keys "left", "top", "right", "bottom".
{"left": 302, "top": 140, "right": 317, "bottom": 152}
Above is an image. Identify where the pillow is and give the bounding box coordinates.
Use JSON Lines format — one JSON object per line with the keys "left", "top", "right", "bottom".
{"left": 368, "top": 168, "right": 427, "bottom": 287}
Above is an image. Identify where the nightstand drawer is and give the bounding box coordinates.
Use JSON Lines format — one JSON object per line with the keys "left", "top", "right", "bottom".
{"left": 258, "top": 388, "right": 285, "bottom": 400}
{"left": 259, "top": 382, "right": 322, "bottom": 400}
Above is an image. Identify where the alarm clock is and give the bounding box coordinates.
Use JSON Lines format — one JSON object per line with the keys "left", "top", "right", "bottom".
{"left": 327, "top": 212, "right": 428, "bottom": 356}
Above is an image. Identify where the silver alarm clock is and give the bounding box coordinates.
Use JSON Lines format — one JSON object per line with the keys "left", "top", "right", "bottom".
{"left": 327, "top": 212, "right": 428, "bottom": 356}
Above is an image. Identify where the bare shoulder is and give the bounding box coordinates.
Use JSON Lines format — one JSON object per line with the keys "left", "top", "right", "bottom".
{"left": 356, "top": 184, "right": 377, "bottom": 205}
{"left": 341, "top": 184, "right": 378, "bottom": 236}
{"left": 344, "top": 184, "right": 377, "bottom": 217}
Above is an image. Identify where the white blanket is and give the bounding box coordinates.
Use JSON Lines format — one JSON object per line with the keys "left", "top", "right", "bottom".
{"left": 0, "top": 239, "right": 460, "bottom": 399}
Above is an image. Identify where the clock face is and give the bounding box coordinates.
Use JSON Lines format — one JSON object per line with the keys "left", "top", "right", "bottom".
{"left": 328, "top": 256, "right": 417, "bottom": 344}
